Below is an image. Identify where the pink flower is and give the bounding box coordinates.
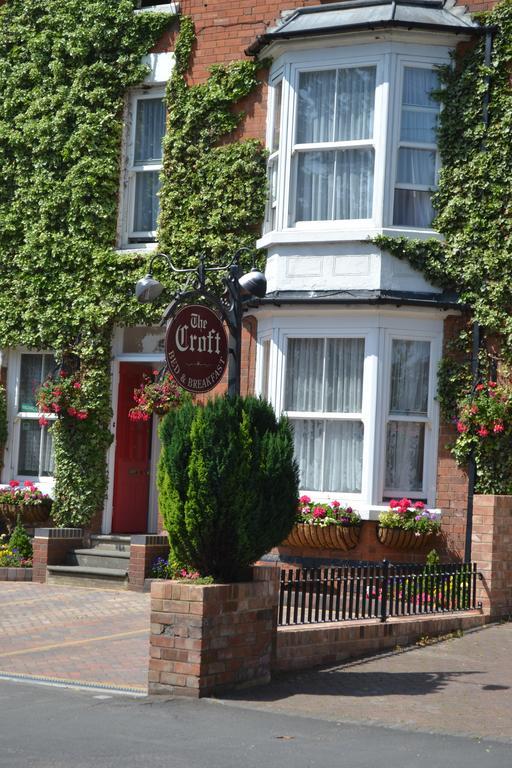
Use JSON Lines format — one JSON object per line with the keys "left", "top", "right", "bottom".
{"left": 73, "top": 381, "right": 81, "bottom": 389}
{"left": 477, "top": 426, "right": 489, "bottom": 437}
{"left": 53, "top": 404, "right": 62, "bottom": 413}
{"left": 493, "top": 422, "right": 504, "bottom": 433}
{"left": 456, "top": 421, "right": 468, "bottom": 433}
{"left": 38, "top": 417, "right": 49, "bottom": 427}
{"left": 9, "top": 480, "right": 19, "bottom": 488}
{"left": 389, "top": 499, "right": 399, "bottom": 509}
{"left": 331, "top": 500, "right": 340, "bottom": 508}
{"left": 470, "top": 405, "right": 478, "bottom": 415}
{"left": 76, "top": 411, "right": 88, "bottom": 421}
{"left": 414, "top": 501, "right": 425, "bottom": 510}
{"left": 299, "top": 495, "right": 311, "bottom": 505}
{"left": 67, "top": 407, "right": 77, "bottom": 417}
{"left": 488, "top": 381, "right": 497, "bottom": 389}
{"left": 23, "top": 480, "right": 35, "bottom": 488}
{"left": 475, "top": 383, "right": 485, "bottom": 392}
{"left": 312, "top": 507, "right": 326, "bottom": 519}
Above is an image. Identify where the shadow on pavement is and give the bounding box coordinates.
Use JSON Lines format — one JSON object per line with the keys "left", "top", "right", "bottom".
{"left": 222, "top": 668, "right": 490, "bottom": 703}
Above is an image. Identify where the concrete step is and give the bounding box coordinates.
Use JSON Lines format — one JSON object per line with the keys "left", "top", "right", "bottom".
{"left": 89, "top": 535, "right": 132, "bottom": 553}
{"left": 46, "top": 565, "right": 129, "bottom": 590}
{"left": 67, "top": 548, "right": 130, "bottom": 570}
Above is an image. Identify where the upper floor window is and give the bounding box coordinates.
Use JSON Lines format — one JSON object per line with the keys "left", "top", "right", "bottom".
{"left": 393, "top": 67, "right": 440, "bottom": 228}
{"left": 121, "top": 90, "right": 166, "bottom": 246}
{"left": 293, "top": 67, "right": 376, "bottom": 224}
{"left": 264, "top": 48, "right": 446, "bottom": 237}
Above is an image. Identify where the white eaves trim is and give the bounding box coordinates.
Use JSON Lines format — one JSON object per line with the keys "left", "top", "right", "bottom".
{"left": 134, "top": 3, "right": 180, "bottom": 15}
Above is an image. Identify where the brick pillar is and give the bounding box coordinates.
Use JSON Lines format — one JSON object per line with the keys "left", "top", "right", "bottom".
{"left": 32, "top": 528, "right": 83, "bottom": 583}
{"left": 473, "top": 495, "right": 512, "bottom": 617}
{"left": 148, "top": 566, "right": 279, "bottom": 697}
{"left": 128, "top": 534, "right": 169, "bottom": 592}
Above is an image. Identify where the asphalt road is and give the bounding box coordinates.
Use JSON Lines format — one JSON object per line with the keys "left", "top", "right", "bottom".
{"left": 0, "top": 680, "right": 509, "bottom": 768}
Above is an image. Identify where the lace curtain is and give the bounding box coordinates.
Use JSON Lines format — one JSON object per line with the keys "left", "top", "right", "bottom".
{"left": 133, "top": 98, "right": 166, "bottom": 232}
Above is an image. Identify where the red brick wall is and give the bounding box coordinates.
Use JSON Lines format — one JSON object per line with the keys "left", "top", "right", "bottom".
{"left": 32, "top": 529, "right": 84, "bottom": 584}
{"left": 473, "top": 495, "right": 512, "bottom": 617}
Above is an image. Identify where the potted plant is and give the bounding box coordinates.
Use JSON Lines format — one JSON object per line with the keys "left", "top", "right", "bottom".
{"left": 377, "top": 498, "right": 441, "bottom": 551}
{"left": 282, "top": 496, "right": 362, "bottom": 551}
{"left": 129, "top": 369, "right": 182, "bottom": 422}
{"left": 0, "top": 480, "right": 52, "bottom": 532}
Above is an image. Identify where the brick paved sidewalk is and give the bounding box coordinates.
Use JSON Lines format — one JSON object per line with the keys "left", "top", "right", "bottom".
{"left": 222, "top": 623, "right": 512, "bottom": 742}
{"left": 0, "top": 583, "right": 150, "bottom": 692}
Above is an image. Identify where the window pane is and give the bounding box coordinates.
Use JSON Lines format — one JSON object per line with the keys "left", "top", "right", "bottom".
{"left": 296, "top": 70, "right": 336, "bottom": 144}
{"left": 390, "top": 340, "right": 430, "bottom": 415}
{"left": 335, "top": 67, "right": 375, "bottom": 141}
{"left": 324, "top": 420, "right": 363, "bottom": 492}
{"left": 333, "top": 148, "right": 374, "bottom": 219}
{"left": 18, "top": 421, "right": 39, "bottom": 475}
{"left": 271, "top": 82, "right": 282, "bottom": 151}
{"left": 41, "top": 427, "right": 54, "bottom": 477}
{"left": 19, "top": 355, "right": 43, "bottom": 412}
{"left": 324, "top": 338, "right": 364, "bottom": 412}
{"left": 403, "top": 68, "right": 439, "bottom": 109}
{"left": 397, "top": 148, "right": 436, "bottom": 187}
{"left": 285, "top": 339, "right": 324, "bottom": 412}
{"left": 295, "top": 151, "right": 334, "bottom": 221}
{"left": 393, "top": 189, "right": 434, "bottom": 227}
{"left": 134, "top": 98, "right": 166, "bottom": 165}
{"left": 133, "top": 171, "right": 161, "bottom": 232}
{"left": 292, "top": 418, "right": 323, "bottom": 491}
{"left": 385, "top": 421, "right": 425, "bottom": 491}
{"left": 401, "top": 108, "right": 438, "bottom": 143}
{"left": 261, "top": 340, "right": 271, "bottom": 400}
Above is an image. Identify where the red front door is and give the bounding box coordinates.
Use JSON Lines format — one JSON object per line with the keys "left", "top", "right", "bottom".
{"left": 111, "top": 363, "right": 153, "bottom": 534}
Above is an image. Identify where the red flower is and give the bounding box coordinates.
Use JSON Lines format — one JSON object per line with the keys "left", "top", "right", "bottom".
{"left": 8, "top": 480, "right": 19, "bottom": 488}
{"left": 477, "top": 426, "right": 489, "bottom": 437}
{"left": 389, "top": 499, "right": 399, "bottom": 509}
{"left": 312, "top": 507, "right": 326, "bottom": 519}
{"left": 67, "top": 407, "right": 77, "bottom": 417}
{"left": 475, "top": 384, "right": 485, "bottom": 392}
{"left": 73, "top": 381, "right": 81, "bottom": 389}
{"left": 414, "top": 501, "right": 425, "bottom": 510}
{"left": 76, "top": 411, "right": 88, "bottom": 421}
{"left": 331, "top": 500, "right": 340, "bottom": 508}
{"left": 53, "top": 404, "right": 62, "bottom": 413}
{"left": 493, "top": 422, "right": 504, "bottom": 433}
{"left": 59, "top": 370, "right": 68, "bottom": 378}
{"left": 470, "top": 405, "right": 478, "bottom": 415}
{"left": 38, "top": 417, "right": 49, "bottom": 427}
{"left": 457, "top": 421, "right": 468, "bottom": 433}
{"left": 299, "top": 495, "right": 311, "bottom": 505}
{"left": 488, "top": 381, "right": 497, "bottom": 388}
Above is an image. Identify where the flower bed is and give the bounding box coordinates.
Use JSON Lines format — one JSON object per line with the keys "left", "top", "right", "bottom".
{"left": 282, "top": 497, "right": 362, "bottom": 551}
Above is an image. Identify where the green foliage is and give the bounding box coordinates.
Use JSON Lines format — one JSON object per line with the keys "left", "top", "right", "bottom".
{"left": 0, "top": 384, "right": 7, "bottom": 471}
{"left": 8, "top": 517, "right": 33, "bottom": 561}
{"left": 158, "top": 17, "right": 268, "bottom": 289}
{"left": 375, "top": 1, "right": 512, "bottom": 347}
{"left": 158, "top": 396, "right": 299, "bottom": 582}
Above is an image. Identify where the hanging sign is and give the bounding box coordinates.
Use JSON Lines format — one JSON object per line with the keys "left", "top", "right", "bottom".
{"left": 165, "top": 304, "right": 228, "bottom": 394}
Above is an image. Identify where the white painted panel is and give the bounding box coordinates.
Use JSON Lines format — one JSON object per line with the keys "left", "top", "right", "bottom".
{"left": 142, "top": 52, "right": 175, "bottom": 84}
{"left": 333, "top": 254, "right": 371, "bottom": 276}
{"left": 285, "top": 256, "right": 323, "bottom": 278}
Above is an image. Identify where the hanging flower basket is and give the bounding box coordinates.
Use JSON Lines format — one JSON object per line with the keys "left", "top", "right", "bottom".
{"left": 282, "top": 522, "right": 361, "bottom": 551}
{"left": 0, "top": 481, "right": 52, "bottom": 532}
{"left": 376, "top": 526, "right": 433, "bottom": 551}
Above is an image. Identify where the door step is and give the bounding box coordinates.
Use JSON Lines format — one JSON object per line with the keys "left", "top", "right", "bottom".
{"left": 89, "top": 535, "right": 132, "bottom": 552}
{"left": 46, "top": 565, "right": 129, "bottom": 590}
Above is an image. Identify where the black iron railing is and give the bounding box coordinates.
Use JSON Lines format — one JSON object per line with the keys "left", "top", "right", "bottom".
{"left": 278, "top": 561, "right": 481, "bottom": 626}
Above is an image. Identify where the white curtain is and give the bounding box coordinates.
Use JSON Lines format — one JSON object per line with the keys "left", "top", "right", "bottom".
{"left": 385, "top": 421, "right": 425, "bottom": 492}
{"left": 286, "top": 338, "right": 365, "bottom": 492}
{"left": 134, "top": 98, "right": 166, "bottom": 165}
{"left": 295, "top": 67, "right": 376, "bottom": 222}
{"left": 390, "top": 340, "right": 430, "bottom": 415}
{"left": 393, "top": 189, "right": 434, "bottom": 228}
{"left": 134, "top": 172, "right": 161, "bottom": 232}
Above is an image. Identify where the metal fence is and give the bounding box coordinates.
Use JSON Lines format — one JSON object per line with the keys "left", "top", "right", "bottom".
{"left": 278, "top": 561, "right": 480, "bottom": 626}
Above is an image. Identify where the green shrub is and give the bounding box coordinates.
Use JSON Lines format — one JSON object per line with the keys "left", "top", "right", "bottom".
{"left": 158, "top": 395, "right": 299, "bottom": 582}
{"left": 8, "top": 516, "right": 33, "bottom": 561}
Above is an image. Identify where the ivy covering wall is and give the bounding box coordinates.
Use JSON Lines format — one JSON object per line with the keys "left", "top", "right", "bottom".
{"left": 0, "top": 4, "right": 267, "bottom": 526}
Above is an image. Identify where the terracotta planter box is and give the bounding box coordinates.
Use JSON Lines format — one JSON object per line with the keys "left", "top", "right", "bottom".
{"left": 282, "top": 522, "right": 361, "bottom": 551}
{"left": 377, "top": 526, "right": 433, "bottom": 551}
{"left": 0, "top": 502, "right": 52, "bottom": 531}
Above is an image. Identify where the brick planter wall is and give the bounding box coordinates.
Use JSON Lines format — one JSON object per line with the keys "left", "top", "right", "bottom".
{"left": 0, "top": 566, "right": 32, "bottom": 581}
{"left": 32, "top": 528, "right": 83, "bottom": 583}
{"left": 148, "top": 566, "right": 279, "bottom": 697}
{"left": 129, "top": 535, "right": 169, "bottom": 592}
{"left": 275, "top": 611, "right": 486, "bottom": 673}
{"left": 473, "top": 495, "right": 512, "bottom": 617}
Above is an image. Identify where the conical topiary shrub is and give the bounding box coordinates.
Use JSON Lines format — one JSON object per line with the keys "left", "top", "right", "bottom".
{"left": 158, "top": 395, "right": 299, "bottom": 582}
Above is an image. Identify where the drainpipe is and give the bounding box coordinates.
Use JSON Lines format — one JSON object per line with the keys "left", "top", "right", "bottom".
{"left": 464, "top": 26, "right": 495, "bottom": 563}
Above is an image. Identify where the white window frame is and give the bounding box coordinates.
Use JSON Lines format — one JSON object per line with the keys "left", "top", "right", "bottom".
{"left": 264, "top": 73, "right": 284, "bottom": 234}
{"left": 3, "top": 350, "right": 57, "bottom": 489}
{"left": 262, "top": 41, "right": 453, "bottom": 244}
{"left": 391, "top": 61, "right": 442, "bottom": 229}
{"left": 255, "top": 310, "right": 443, "bottom": 510}
{"left": 119, "top": 87, "right": 166, "bottom": 249}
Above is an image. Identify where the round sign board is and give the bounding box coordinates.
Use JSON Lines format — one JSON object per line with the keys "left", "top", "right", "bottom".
{"left": 165, "top": 304, "right": 228, "bottom": 394}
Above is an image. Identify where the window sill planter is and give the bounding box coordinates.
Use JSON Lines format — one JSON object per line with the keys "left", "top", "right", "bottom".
{"left": 0, "top": 502, "right": 52, "bottom": 532}
{"left": 376, "top": 526, "right": 434, "bottom": 551}
{"left": 282, "top": 522, "right": 361, "bottom": 551}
